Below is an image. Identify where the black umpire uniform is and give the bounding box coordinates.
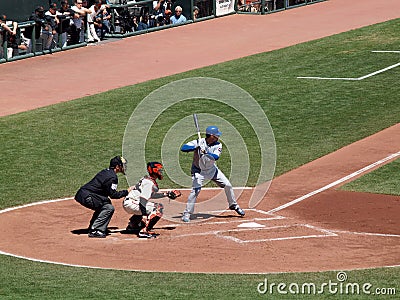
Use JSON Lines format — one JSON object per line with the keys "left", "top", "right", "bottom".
{"left": 75, "top": 156, "right": 129, "bottom": 238}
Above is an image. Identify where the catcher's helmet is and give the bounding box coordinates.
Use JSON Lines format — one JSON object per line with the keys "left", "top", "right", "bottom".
{"left": 147, "top": 161, "right": 164, "bottom": 180}
{"left": 206, "top": 126, "right": 222, "bottom": 137}
{"left": 110, "top": 156, "right": 128, "bottom": 174}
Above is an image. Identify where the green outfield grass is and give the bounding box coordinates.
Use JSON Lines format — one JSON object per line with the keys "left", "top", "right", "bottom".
{"left": 0, "top": 255, "right": 398, "bottom": 299}
{"left": 0, "top": 18, "right": 399, "bottom": 299}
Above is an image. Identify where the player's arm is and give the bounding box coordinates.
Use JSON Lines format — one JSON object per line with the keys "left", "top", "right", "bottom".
{"left": 180, "top": 139, "right": 198, "bottom": 152}
{"left": 151, "top": 191, "right": 168, "bottom": 199}
{"left": 207, "top": 143, "right": 222, "bottom": 160}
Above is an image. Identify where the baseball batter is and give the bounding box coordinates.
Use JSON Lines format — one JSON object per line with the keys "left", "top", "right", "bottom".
{"left": 181, "top": 125, "right": 245, "bottom": 222}
{"left": 123, "top": 162, "right": 181, "bottom": 238}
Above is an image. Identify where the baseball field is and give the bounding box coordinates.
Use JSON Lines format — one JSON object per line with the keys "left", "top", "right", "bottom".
{"left": 0, "top": 0, "right": 399, "bottom": 299}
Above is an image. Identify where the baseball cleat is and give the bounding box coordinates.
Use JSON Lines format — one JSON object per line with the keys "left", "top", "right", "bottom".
{"left": 88, "top": 230, "right": 107, "bottom": 238}
{"left": 229, "top": 204, "right": 245, "bottom": 217}
{"left": 181, "top": 213, "right": 191, "bottom": 223}
{"left": 138, "top": 231, "right": 156, "bottom": 239}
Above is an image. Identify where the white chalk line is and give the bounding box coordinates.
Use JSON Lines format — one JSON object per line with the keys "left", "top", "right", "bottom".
{"left": 0, "top": 186, "right": 254, "bottom": 215}
{"left": 173, "top": 223, "right": 338, "bottom": 244}
{"left": 298, "top": 50, "right": 400, "bottom": 80}
{"left": 267, "top": 151, "right": 400, "bottom": 214}
{"left": 372, "top": 51, "right": 400, "bottom": 53}
{"left": 0, "top": 249, "right": 169, "bottom": 273}
{"left": 0, "top": 197, "right": 74, "bottom": 215}
{"left": 2, "top": 246, "right": 398, "bottom": 275}
{"left": 160, "top": 187, "right": 254, "bottom": 191}
{"left": 0, "top": 152, "right": 398, "bottom": 269}
{"left": 217, "top": 224, "right": 338, "bottom": 244}
{"left": 331, "top": 229, "right": 400, "bottom": 238}
{"left": 162, "top": 209, "right": 284, "bottom": 228}
{"left": 172, "top": 220, "right": 400, "bottom": 244}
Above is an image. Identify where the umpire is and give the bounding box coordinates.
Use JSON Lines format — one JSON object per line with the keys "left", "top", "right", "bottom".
{"left": 75, "top": 156, "right": 134, "bottom": 238}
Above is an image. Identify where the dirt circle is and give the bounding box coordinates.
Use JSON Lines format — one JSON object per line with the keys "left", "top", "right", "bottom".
{"left": 0, "top": 0, "right": 399, "bottom": 274}
{"left": 0, "top": 125, "right": 399, "bottom": 273}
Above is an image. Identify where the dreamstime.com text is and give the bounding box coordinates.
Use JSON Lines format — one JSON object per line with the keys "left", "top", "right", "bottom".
{"left": 257, "top": 272, "right": 396, "bottom": 296}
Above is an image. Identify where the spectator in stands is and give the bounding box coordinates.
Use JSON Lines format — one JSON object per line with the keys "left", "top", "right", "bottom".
{"left": 102, "top": 8, "right": 112, "bottom": 33}
{"left": 170, "top": 6, "right": 187, "bottom": 25}
{"left": 93, "top": 4, "right": 112, "bottom": 40}
{"left": 81, "top": 0, "right": 99, "bottom": 42}
{"left": 27, "top": 6, "right": 54, "bottom": 51}
{"left": 82, "top": 0, "right": 91, "bottom": 9}
{"left": 0, "top": 15, "right": 19, "bottom": 58}
{"left": 164, "top": 0, "right": 173, "bottom": 24}
{"left": 71, "top": 0, "right": 93, "bottom": 43}
{"left": 152, "top": 0, "right": 169, "bottom": 26}
{"left": 137, "top": 14, "right": 149, "bottom": 31}
{"left": 58, "top": 0, "right": 78, "bottom": 47}
{"left": 132, "top": 16, "right": 139, "bottom": 32}
{"left": 192, "top": 6, "right": 199, "bottom": 21}
{"left": 153, "top": 0, "right": 166, "bottom": 17}
{"left": 45, "top": 3, "right": 61, "bottom": 48}
{"left": 89, "top": 0, "right": 110, "bottom": 41}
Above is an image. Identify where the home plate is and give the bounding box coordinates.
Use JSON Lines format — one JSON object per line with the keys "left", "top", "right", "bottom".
{"left": 237, "top": 222, "right": 265, "bottom": 228}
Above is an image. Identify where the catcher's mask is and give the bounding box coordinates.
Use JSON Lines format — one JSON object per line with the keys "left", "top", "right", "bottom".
{"left": 110, "top": 156, "right": 128, "bottom": 175}
{"left": 147, "top": 161, "right": 163, "bottom": 180}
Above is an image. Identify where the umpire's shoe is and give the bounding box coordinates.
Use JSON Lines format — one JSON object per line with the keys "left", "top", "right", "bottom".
{"left": 229, "top": 204, "right": 245, "bottom": 217}
{"left": 88, "top": 230, "right": 107, "bottom": 238}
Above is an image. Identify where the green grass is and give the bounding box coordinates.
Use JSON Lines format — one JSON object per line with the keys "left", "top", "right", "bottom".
{"left": 1, "top": 19, "right": 399, "bottom": 207}
{"left": 0, "top": 17, "right": 399, "bottom": 300}
{"left": 341, "top": 159, "right": 400, "bottom": 195}
{"left": 0, "top": 255, "right": 398, "bottom": 299}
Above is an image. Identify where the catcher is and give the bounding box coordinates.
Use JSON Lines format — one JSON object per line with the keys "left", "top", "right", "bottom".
{"left": 122, "top": 161, "right": 181, "bottom": 238}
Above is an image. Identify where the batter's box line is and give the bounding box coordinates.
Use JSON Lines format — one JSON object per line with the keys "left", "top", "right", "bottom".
{"left": 217, "top": 224, "right": 337, "bottom": 244}
{"left": 200, "top": 208, "right": 283, "bottom": 218}
{"left": 163, "top": 215, "right": 284, "bottom": 229}
{"left": 172, "top": 224, "right": 338, "bottom": 244}
{"left": 163, "top": 208, "right": 286, "bottom": 228}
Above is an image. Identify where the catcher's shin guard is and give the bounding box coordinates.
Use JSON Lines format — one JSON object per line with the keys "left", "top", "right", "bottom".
{"left": 146, "top": 203, "right": 163, "bottom": 232}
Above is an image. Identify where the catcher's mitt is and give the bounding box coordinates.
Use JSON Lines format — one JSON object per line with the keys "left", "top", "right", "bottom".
{"left": 166, "top": 190, "right": 182, "bottom": 200}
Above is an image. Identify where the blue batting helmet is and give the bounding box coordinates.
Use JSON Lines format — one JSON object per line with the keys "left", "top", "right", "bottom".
{"left": 205, "top": 126, "right": 222, "bottom": 137}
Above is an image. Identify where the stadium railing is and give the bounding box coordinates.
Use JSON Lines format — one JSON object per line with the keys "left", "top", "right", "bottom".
{"left": 0, "top": 0, "right": 326, "bottom": 64}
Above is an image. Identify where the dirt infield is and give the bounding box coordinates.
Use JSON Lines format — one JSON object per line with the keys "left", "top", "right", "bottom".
{"left": 0, "top": 0, "right": 399, "bottom": 273}
{"left": 0, "top": 125, "right": 398, "bottom": 273}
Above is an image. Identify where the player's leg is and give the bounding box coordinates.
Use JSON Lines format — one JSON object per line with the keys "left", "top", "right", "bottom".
{"left": 182, "top": 172, "right": 204, "bottom": 222}
{"left": 137, "top": 202, "right": 163, "bottom": 238}
{"left": 145, "top": 202, "right": 163, "bottom": 232}
{"left": 123, "top": 198, "right": 145, "bottom": 232}
{"left": 213, "top": 169, "right": 245, "bottom": 217}
{"left": 126, "top": 214, "right": 145, "bottom": 232}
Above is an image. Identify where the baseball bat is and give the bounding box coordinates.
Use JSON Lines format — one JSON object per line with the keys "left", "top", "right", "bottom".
{"left": 193, "top": 113, "right": 201, "bottom": 140}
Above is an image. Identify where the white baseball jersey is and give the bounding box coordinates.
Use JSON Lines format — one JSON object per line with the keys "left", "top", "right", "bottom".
{"left": 181, "top": 137, "right": 238, "bottom": 215}
{"left": 123, "top": 176, "right": 164, "bottom": 216}
{"left": 181, "top": 138, "right": 222, "bottom": 177}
